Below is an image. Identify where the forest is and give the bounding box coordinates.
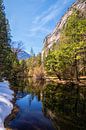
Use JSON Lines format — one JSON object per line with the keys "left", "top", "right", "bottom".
{"left": 0, "top": 0, "right": 86, "bottom": 84}
{"left": 0, "top": 0, "right": 86, "bottom": 130}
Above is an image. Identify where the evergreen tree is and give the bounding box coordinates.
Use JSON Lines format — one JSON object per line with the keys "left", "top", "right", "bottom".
{"left": 45, "top": 10, "right": 86, "bottom": 81}
{"left": 0, "top": 0, "right": 17, "bottom": 81}
{"left": 30, "top": 47, "right": 35, "bottom": 57}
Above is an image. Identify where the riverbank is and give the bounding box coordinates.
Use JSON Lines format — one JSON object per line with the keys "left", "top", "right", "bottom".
{"left": 5, "top": 105, "right": 19, "bottom": 130}
{"left": 3, "top": 78, "right": 86, "bottom": 130}
{"left": 0, "top": 81, "right": 14, "bottom": 130}
{"left": 45, "top": 76, "right": 86, "bottom": 86}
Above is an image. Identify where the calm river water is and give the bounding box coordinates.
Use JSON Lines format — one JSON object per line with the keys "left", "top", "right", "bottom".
{"left": 9, "top": 81, "right": 86, "bottom": 130}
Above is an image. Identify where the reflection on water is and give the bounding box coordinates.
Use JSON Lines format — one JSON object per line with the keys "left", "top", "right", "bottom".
{"left": 10, "top": 80, "right": 86, "bottom": 130}
{"left": 10, "top": 95, "right": 55, "bottom": 130}
{"left": 43, "top": 83, "right": 86, "bottom": 130}
{"left": 10, "top": 81, "right": 56, "bottom": 130}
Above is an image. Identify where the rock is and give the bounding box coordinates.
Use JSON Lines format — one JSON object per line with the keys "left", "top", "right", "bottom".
{"left": 41, "top": 0, "right": 86, "bottom": 61}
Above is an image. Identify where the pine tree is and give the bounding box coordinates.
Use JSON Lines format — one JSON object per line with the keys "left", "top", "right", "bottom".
{"left": 30, "top": 47, "right": 35, "bottom": 57}
{"left": 0, "top": 0, "right": 14, "bottom": 80}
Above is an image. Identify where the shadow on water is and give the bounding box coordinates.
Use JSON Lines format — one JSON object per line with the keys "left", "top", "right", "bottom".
{"left": 9, "top": 80, "right": 86, "bottom": 130}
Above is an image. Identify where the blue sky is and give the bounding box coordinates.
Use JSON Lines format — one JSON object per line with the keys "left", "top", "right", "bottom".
{"left": 4, "top": 0, "right": 75, "bottom": 54}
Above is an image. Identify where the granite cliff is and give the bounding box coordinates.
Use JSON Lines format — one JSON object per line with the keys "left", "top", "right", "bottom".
{"left": 41, "top": 0, "right": 86, "bottom": 61}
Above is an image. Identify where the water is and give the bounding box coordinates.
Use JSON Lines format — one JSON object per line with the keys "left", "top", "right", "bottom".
{"left": 9, "top": 82, "right": 86, "bottom": 130}
{"left": 10, "top": 90, "right": 56, "bottom": 130}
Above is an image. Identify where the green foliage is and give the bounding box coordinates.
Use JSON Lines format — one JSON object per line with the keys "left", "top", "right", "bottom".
{"left": 0, "top": 0, "right": 10, "bottom": 79}
{"left": 26, "top": 53, "right": 42, "bottom": 76}
{"left": 0, "top": 0, "right": 18, "bottom": 81}
{"left": 61, "top": 10, "right": 86, "bottom": 44}
{"left": 45, "top": 10, "right": 86, "bottom": 80}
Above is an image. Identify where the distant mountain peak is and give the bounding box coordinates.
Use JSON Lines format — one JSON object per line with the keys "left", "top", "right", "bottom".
{"left": 17, "top": 50, "right": 31, "bottom": 60}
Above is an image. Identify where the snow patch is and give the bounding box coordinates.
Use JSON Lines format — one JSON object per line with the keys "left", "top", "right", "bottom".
{"left": 0, "top": 81, "right": 14, "bottom": 130}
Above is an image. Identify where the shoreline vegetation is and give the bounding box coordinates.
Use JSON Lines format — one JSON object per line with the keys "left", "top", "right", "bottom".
{"left": 0, "top": 0, "right": 86, "bottom": 130}
{"left": 0, "top": 0, "right": 86, "bottom": 85}
{"left": 4, "top": 78, "right": 86, "bottom": 130}
{"left": 44, "top": 76, "right": 86, "bottom": 85}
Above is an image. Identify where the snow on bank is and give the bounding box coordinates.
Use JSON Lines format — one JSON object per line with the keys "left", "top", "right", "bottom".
{"left": 0, "top": 81, "right": 14, "bottom": 130}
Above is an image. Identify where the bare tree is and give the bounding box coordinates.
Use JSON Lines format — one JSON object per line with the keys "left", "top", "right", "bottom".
{"left": 11, "top": 41, "right": 24, "bottom": 55}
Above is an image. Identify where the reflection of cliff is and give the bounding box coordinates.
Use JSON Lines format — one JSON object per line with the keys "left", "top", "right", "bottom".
{"left": 41, "top": 0, "right": 86, "bottom": 61}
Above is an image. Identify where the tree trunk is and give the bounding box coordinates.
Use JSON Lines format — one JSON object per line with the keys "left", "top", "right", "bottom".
{"left": 52, "top": 66, "right": 61, "bottom": 80}
{"left": 56, "top": 73, "right": 62, "bottom": 80}
{"left": 75, "top": 54, "right": 79, "bottom": 82}
{"left": 75, "top": 85, "right": 80, "bottom": 116}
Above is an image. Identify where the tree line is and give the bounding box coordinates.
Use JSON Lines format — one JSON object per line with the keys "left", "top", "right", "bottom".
{"left": 0, "top": 0, "right": 17, "bottom": 81}
{"left": 20, "top": 8, "right": 86, "bottom": 83}
{"left": 0, "top": 0, "right": 27, "bottom": 86}
{"left": 45, "top": 9, "right": 86, "bottom": 82}
{"left": 1, "top": 0, "right": 86, "bottom": 85}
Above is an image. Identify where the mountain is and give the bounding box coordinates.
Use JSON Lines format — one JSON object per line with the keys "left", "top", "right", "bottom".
{"left": 41, "top": 0, "right": 86, "bottom": 61}
{"left": 17, "top": 51, "right": 31, "bottom": 60}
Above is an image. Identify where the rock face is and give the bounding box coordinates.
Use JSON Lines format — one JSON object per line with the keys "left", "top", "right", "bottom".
{"left": 41, "top": 0, "right": 86, "bottom": 62}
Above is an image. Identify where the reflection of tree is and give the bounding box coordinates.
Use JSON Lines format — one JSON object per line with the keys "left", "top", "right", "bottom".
{"left": 27, "top": 79, "right": 45, "bottom": 101}
{"left": 42, "top": 101, "right": 47, "bottom": 117}
{"left": 28, "top": 96, "right": 31, "bottom": 108}
{"left": 43, "top": 83, "right": 86, "bottom": 130}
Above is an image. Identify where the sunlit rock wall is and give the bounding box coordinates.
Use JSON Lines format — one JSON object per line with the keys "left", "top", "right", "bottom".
{"left": 41, "top": 0, "right": 86, "bottom": 62}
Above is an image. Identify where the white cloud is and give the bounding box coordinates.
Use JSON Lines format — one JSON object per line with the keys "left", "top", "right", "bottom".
{"left": 28, "top": 0, "right": 67, "bottom": 37}
{"left": 33, "top": 1, "right": 59, "bottom": 24}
